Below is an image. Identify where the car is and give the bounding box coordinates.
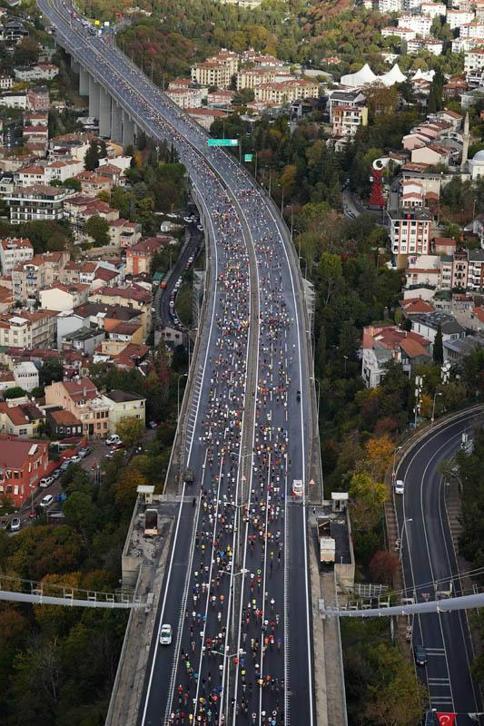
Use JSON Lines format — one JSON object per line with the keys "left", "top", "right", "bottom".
{"left": 40, "top": 494, "right": 54, "bottom": 509}
{"left": 296, "top": 389, "right": 301, "bottom": 402}
{"left": 149, "top": 420, "right": 158, "bottom": 429}
{"left": 414, "top": 644, "right": 427, "bottom": 666}
{"left": 106, "top": 434, "right": 121, "bottom": 446}
{"left": 394, "top": 479, "right": 405, "bottom": 495}
{"left": 159, "top": 624, "right": 172, "bottom": 645}
{"left": 10, "top": 517, "right": 21, "bottom": 532}
{"left": 60, "top": 460, "right": 71, "bottom": 471}
{"left": 39, "top": 476, "right": 54, "bottom": 489}
{"left": 78, "top": 448, "right": 89, "bottom": 458}
{"left": 51, "top": 469, "right": 61, "bottom": 479}
{"left": 70, "top": 455, "right": 82, "bottom": 464}
{"left": 292, "top": 479, "right": 303, "bottom": 497}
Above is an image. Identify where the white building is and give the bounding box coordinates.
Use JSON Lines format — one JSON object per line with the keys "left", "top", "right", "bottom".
{"left": 13, "top": 361, "right": 39, "bottom": 392}
{"left": 398, "top": 14, "right": 432, "bottom": 36}
{"left": 388, "top": 208, "right": 433, "bottom": 257}
{"left": 0, "top": 237, "right": 34, "bottom": 274}
{"left": 447, "top": 9, "right": 475, "bottom": 29}
{"left": 420, "top": 2, "right": 446, "bottom": 17}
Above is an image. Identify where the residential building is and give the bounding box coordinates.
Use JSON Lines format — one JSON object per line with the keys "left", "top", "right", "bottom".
{"left": 13, "top": 63, "right": 58, "bottom": 82}
{"left": 452, "top": 250, "right": 469, "bottom": 289}
{"left": 388, "top": 208, "right": 433, "bottom": 258}
{"left": 398, "top": 14, "right": 432, "bottom": 36}
{"left": 88, "top": 285, "right": 152, "bottom": 335}
{"left": 328, "top": 90, "right": 367, "bottom": 122}
{"left": 125, "top": 236, "right": 169, "bottom": 276}
{"left": 106, "top": 389, "right": 146, "bottom": 431}
{"left": 254, "top": 79, "right": 319, "bottom": 106}
{"left": 166, "top": 86, "right": 204, "bottom": 109}
{"left": 464, "top": 46, "right": 484, "bottom": 79}
{"left": 410, "top": 311, "right": 465, "bottom": 346}
{"left": 382, "top": 26, "right": 417, "bottom": 41}
{"left": 405, "top": 254, "right": 442, "bottom": 288}
{"left": 108, "top": 218, "right": 142, "bottom": 248}
{"left": 0, "top": 75, "right": 13, "bottom": 90}
{"left": 411, "top": 143, "right": 452, "bottom": 166}
{"left": 407, "top": 38, "right": 443, "bottom": 55}
{"left": 46, "top": 408, "right": 83, "bottom": 439}
{"left": 186, "top": 107, "right": 228, "bottom": 131}
{"left": 420, "top": 2, "right": 446, "bottom": 17}
{"left": 191, "top": 50, "right": 239, "bottom": 89}
{"left": 361, "top": 324, "right": 432, "bottom": 388}
{"left": 467, "top": 249, "right": 484, "bottom": 290}
{"left": 44, "top": 377, "right": 112, "bottom": 438}
{"left": 447, "top": 9, "right": 475, "bottom": 29}
{"left": 39, "top": 283, "right": 90, "bottom": 312}
{"left": 6, "top": 185, "right": 72, "bottom": 224}
{"left": 27, "top": 86, "right": 49, "bottom": 112}
{"left": 13, "top": 361, "right": 39, "bottom": 391}
{"left": 0, "top": 401, "right": 43, "bottom": 437}
{"left": 443, "top": 334, "right": 484, "bottom": 364}
{"left": 0, "top": 437, "right": 49, "bottom": 508}
{"left": 0, "top": 237, "right": 33, "bottom": 274}
{"left": 331, "top": 104, "right": 368, "bottom": 139}
{"left": 62, "top": 326, "right": 105, "bottom": 355}
{"left": 0, "top": 310, "right": 57, "bottom": 349}
{"left": 0, "top": 92, "right": 28, "bottom": 109}
{"left": 11, "top": 251, "right": 69, "bottom": 302}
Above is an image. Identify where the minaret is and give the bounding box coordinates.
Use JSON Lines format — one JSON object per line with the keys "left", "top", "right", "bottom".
{"left": 461, "top": 111, "right": 470, "bottom": 172}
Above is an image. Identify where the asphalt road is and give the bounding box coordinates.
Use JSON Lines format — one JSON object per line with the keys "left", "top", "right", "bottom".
{"left": 36, "top": 3, "right": 316, "bottom": 723}
{"left": 156, "top": 223, "right": 202, "bottom": 330}
{"left": 395, "top": 409, "right": 484, "bottom": 725}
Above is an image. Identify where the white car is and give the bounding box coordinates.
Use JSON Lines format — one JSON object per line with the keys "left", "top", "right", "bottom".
{"left": 292, "top": 479, "right": 303, "bottom": 497}
{"left": 40, "top": 494, "right": 54, "bottom": 509}
{"left": 394, "top": 479, "right": 405, "bottom": 495}
{"left": 10, "top": 517, "right": 21, "bottom": 532}
{"left": 39, "top": 476, "right": 54, "bottom": 489}
{"left": 160, "top": 624, "right": 172, "bottom": 645}
{"left": 106, "top": 434, "right": 121, "bottom": 446}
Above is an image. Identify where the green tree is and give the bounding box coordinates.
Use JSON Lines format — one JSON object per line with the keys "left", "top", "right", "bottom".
{"left": 85, "top": 215, "right": 109, "bottom": 246}
{"left": 40, "top": 358, "right": 63, "bottom": 387}
{"left": 348, "top": 470, "right": 387, "bottom": 532}
{"left": 318, "top": 252, "right": 343, "bottom": 305}
{"left": 433, "top": 324, "right": 443, "bottom": 363}
{"left": 116, "top": 416, "right": 145, "bottom": 448}
{"left": 4, "top": 386, "right": 26, "bottom": 399}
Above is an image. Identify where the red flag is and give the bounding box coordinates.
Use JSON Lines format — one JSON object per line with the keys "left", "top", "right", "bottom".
{"left": 436, "top": 714, "right": 457, "bottom": 726}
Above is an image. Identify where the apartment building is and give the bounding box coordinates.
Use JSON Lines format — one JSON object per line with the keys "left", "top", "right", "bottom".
{"left": 0, "top": 237, "right": 33, "bottom": 274}
{"left": 191, "top": 50, "right": 239, "bottom": 89}
{"left": 44, "top": 377, "right": 112, "bottom": 438}
{"left": 11, "top": 250, "right": 69, "bottom": 302}
{"left": 6, "top": 184, "right": 71, "bottom": 224}
{"left": 398, "top": 14, "right": 432, "bottom": 36}
{"left": 254, "top": 79, "right": 319, "bottom": 106}
{"left": 0, "top": 310, "right": 57, "bottom": 349}
{"left": 388, "top": 208, "right": 433, "bottom": 257}
{"left": 447, "top": 9, "right": 475, "bottom": 29}
{"left": 126, "top": 236, "right": 169, "bottom": 276}
{"left": 361, "top": 324, "right": 431, "bottom": 388}
{"left": 0, "top": 437, "right": 49, "bottom": 508}
{"left": 420, "top": 2, "right": 446, "bottom": 17}
{"left": 331, "top": 104, "right": 368, "bottom": 138}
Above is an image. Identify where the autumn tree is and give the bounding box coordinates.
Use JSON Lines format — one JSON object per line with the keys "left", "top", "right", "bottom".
{"left": 116, "top": 416, "right": 145, "bottom": 448}
{"left": 348, "top": 471, "right": 387, "bottom": 532}
{"left": 369, "top": 549, "right": 400, "bottom": 585}
{"left": 363, "top": 434, "right": 395, "bottom": 481}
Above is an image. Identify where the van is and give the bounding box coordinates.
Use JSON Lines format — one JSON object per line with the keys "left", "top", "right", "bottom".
{"left": 394, "top": 479, "right": 404, "bottom": 495}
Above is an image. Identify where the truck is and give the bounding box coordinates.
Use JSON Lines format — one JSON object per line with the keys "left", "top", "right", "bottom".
{"left": 317, "top": 517, "right": 336, "bottom": 566}
{"left": 184, "top": 468, "right": 195, "bottom": 486}
{"left": 144, "top": 508, "right": 159, "bottom": 537}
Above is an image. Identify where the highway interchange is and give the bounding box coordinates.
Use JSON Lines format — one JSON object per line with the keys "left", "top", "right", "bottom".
{"left": 395, "top": 408, "right": 484, "bottom": 726}
{"left": 36, "top": 1, "right": 316, "bottom": 724}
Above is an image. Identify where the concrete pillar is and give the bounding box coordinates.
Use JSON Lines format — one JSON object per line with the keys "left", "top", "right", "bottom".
{"left": 99, "top": 85, "right": 112, "bottom": 138}
{"left": 70, "top": 57, "right": 80, "bottom": 73}
{"left": 122, "top": 111, "right": 134, "bottom": 147}
{"left": 79, "top": 67, "right": 89, "bottom": 97}
{"left": 111, "top": 101, "right": 123, "bottom": 144}
{"left": 88, "top": 77, "right": 100, "bottom": 120}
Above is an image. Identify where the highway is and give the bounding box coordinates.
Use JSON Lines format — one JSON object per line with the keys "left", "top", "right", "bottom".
{"left": 395, "top": 409, "right": 484, "bottom": 725}
{"left": 35, "top": 2, "right": 317, "bottom": 724}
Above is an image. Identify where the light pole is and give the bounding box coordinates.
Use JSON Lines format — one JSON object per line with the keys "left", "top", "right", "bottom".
{"left": 431, "top": 391, "right": 442, "bottom": 425}
{"left": 392, "top": 445, "right": 402, "bottom": 482}
{"left": 177, "top": 373, "right": 188, "bottom": 420}
{"left": 343, "top": 355, "right": 348, "bottom": 375}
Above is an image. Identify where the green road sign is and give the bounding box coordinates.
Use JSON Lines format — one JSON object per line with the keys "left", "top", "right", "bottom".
{"left": 207, "top": 138, "right": 239, "bottom": 147}
{"left": 243, "top": 153, "right": 254, "bottom": 162}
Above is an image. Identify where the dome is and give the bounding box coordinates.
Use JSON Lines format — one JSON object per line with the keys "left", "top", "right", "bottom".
{"left": 472, "top": 150, "right": 484, "bottom": 162}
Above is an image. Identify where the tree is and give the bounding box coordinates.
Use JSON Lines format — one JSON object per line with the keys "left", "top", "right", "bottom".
{"left": 63, "top": 177, "right": 81, "bottom": 192}
{"left": 363, "top": 434, "right": 395, "bottom": 481}
{"left": 348, "top": 471, "right": 387, "bottom": 532}
{"left": 427, "top": 68, "right": 444, "bottom": 113}
{"left": 318, "top": 252, "right": 343, "bottom": 305}
{"left": 116, "top": 416, "right": 145, "bottom": 448}
{"left": 40, "top": 358, "right": 63, "bottom": 387}
{"left": 13, "top": 38, "right": 40, "bottom": 67}
{"left": 433, "top": 324, "right": 443, "bottom": 363}
{"left": 85, "top": 215, "right": 109, "bottom": 246}
{"left": 4, "top": 386, "right": 26, "bottom": 399}
{"left": 84, "top": 139, "right": 107, "bottom": 171}
{"left": 369, "top": 549, "right": 400, "bottom": 585}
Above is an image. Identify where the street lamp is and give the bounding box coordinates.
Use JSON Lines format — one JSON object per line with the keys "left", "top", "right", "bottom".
{"left": 177, "top": 373, "right": 188, "bottom": 419}
{"left": 431, "top": 391, "right": 442, "bottom": 425}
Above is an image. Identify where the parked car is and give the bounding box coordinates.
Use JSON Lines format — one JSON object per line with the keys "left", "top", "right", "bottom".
{"left": 40, "top": 494, "right": 54, "bottom": 509}
{"left": 10, "top": 517, "right": 21, "bottom": 532}
{"left": 70, "top": 455, "right": 82, "bottom": 464}
{"left": 106, "top": 434, "right": 121, "bottom": 446}
{"left": 60, "top": 460, "right": 71, "bottom": 471}
{"left": 39, "top": 476, "right": 54, "bottom": 489}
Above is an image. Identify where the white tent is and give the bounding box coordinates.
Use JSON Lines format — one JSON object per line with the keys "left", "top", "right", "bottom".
{"left": 379, "top": 63, "right": 407, "bottom": 86}
{"left": 412, "top": 68, "right": 435, "bottom": 82}
{"left": 340, "top": 63, "right": 377, "bottom": 88}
